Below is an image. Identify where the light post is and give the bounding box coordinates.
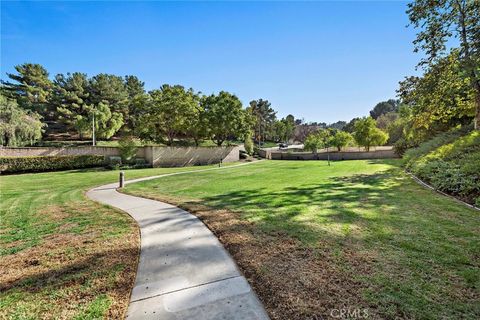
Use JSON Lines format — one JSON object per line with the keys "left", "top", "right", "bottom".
{"left": 92, "top": 107, "right": 96, "bottom": 146}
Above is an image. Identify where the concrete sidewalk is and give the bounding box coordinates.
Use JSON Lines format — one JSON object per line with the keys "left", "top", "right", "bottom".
{"left": 86, "top": 163, "right": 269, "bottom": 319}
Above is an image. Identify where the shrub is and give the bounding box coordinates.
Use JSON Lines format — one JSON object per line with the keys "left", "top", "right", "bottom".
{"left": 107, "top": 156, "right": 122, "bottom": 170}
{"left": 404, "top": 128, "right": 480, "bottom": 204}
{"left": 0, "top": 155, "right": 105, "bottom": 173}
{"left": 393, "top": 138, "right": 410, "bottom": 156}
{"left": 403, "top": 125, "right": 472, "bottom": 165}
{"left": 244, "top": 137, "right": 254, "bottom": 155}
{"left": 118, "top": 136, "right": 138, "bottom": 164}
{"left": 133, "top": 158, "right": 148, "bottom": 168}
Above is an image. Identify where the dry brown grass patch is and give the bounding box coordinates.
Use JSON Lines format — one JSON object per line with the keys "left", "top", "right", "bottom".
{"left": 0, "top": 203, "right": 140, "bottom": 319}
{"left": 135, "top": 194, "right": 380, "bottom": 320}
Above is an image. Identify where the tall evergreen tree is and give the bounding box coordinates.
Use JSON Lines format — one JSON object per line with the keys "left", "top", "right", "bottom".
{"left": 52, "top": 72, "right": 92, "bottom": 138}
{"left": 88, "top": 73, "right": 129, "bottom": 116}
{"left": 124, "top": 75, "right": 146, "bottom": 131}
{"left": 2, "top": 63, "right": 53, "bottom": 119}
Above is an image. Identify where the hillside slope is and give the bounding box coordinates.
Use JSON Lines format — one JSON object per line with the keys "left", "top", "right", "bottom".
{"left": 404, "top": 127, "right": 480, "bottom": 206}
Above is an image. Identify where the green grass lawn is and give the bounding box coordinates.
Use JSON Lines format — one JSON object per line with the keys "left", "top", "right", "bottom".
{"left": 124, "top": 160, "right": 480, "bottom": 319}
{"left": 0, "top": 164, "right": 228, "bottom": 319}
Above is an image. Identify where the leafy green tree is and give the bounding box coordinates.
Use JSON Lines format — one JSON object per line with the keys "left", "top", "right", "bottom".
{"left": 353, "top": 117, "right": 389, "bottom": 151}
{"left": 88, "top": 74, "right": 129, "bottom": 120}
{"left": 2, "top": 63, "right": 53, "bottom": 119}
{"left": 369, "top": 99, "right": 399, "bottom": 119}
{"left": 118, "top": 135, "right": 138, "bottom": 164}
{"left": 139, "top": 85, "right": 200, "bottom": 145}
{"left": 203, "top": 91, "right": 251, "bottom": 146}
{"left": 376, "top": 112, "right": 399, "bottom": 130}
{"left": 304, "top": 129, "right": 332, "bottom": 153}
{"left": 330, "top": 130, "right": 353, "bottom": 151}
{"left": 52, "top": 72, "right": 92, "bottom": 138}
{"left": 247, "top": 99, "right": 277, "bottom": 143}
{"left": 304, "top": 133, "right": 322, "bottom": 154}
{"left": 244, "top": 132, "right": 254, "bottom": 155}
{"left": 328, "top": 120, "right": 347, "bottom": 130}
{"left": 124, "top": 75, "right": 145, "bottom": 131}
{"left": 387, "top": 117, "right": 408, "bottom": 145}
{"left": 0, "top": 94, "right": 44, "bottom": 146}
{"left": 273, "top": 116, "right": 296, "bottom": 142}
{"left": 283, "top": 114, "right": 296, "bottom": 142}
{"left": 92, "top": 102, "right": 124, "bottom": 139}
{"left": 343, "top": 117, "right": 360, "bottom": 133}
{"left": 187, "top": 102, "right": 209, "bottom": 147}
{"left": 130, "top": 93, "right": 152, "bottom": 138}
{"left": 125, "top": 75, "right": 145, "bottom": 97}
{"left": 407, "top": 0, "right": 480, "bottom": 129}
{"left": 52, "top": 73, "right": 125, "bottom": 140}
{"left": 398, "top": 50, "right": 475, "bottom": 140}
{"left": 273, "top": 120, "right": 287, "bottom": 142}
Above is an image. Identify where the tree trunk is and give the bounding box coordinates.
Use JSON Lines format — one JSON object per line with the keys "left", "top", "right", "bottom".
{"left": 475, "top": 91, "right": 480, "bottom": 130}
{"left": 4, "top": 133, "right": 9, "bottom": 146}
{"left": 456, "top": 0, "right": 480, "bottom": 130}
{"left": 167, "top": 131, "right": 174, "bottom": 146}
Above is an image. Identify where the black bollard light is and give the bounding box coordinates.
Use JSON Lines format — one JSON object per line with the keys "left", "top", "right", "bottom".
{"left": 119, "top": 171, "right": 125, "bottom": 188}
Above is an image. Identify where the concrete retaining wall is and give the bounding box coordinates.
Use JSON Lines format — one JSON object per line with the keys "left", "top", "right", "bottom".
{"left": 258, "top": 147, "right": 398, "bottom": 161}
{"left": 149, "top": 146, "right": 239, "bottom": 167}
{"left": 0, "top": 145, "right": 240, "bottom": 167}
{"left": 0, "top": 146, "right": 123, "bottom": 157}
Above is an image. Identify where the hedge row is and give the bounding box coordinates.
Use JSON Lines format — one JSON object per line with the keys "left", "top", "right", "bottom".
{"left": 0, "top": 155, "right": 105, "bottom": 173}
{"left": 404, "top": 129, "right": 480, "bottom": 206}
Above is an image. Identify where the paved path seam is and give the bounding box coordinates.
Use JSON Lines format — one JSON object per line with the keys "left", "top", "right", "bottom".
{"left": 86, "top": 161, "right": 269, "bottom": 319}
{"left": 130, "top": 274, "right": 243, "bottom": 303}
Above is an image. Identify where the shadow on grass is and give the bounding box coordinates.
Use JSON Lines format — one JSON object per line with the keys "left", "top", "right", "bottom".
{"left": 195, "top": 166, "right": 403, "bottom": 244}
{"left": 0, "top": 247, "right": 136, "bottom": 293}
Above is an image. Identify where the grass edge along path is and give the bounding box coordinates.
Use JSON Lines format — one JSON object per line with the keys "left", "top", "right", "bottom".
{"left": 123, "top": 160, "right": 480, "bottom": 320}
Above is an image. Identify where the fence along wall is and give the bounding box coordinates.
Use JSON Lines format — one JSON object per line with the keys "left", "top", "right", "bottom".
{"left": 0, "top": 146, "right": 239, "bottom": 167}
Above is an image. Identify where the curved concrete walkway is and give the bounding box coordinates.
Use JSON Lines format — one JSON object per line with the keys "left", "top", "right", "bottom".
{"left": 86, "top": 162, "right": 269, "bottom": 320}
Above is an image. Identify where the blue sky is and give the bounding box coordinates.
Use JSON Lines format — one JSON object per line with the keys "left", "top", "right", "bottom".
{"left": 1, "top": 1, "right": 419, "bottom": 123}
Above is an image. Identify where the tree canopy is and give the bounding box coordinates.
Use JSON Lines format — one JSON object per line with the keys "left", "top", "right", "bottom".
{"left": 353, "top": 117, "right": 389, "bottom": 151}
{"left": 2, "top": 63, "right": 53, "bottom": 119}
{"left": 203, "top": 91, "right": 252, "bottom": 146}
{"left": 0, "top": 94, "right": 44, "bottom": 146}
{"left": 407, "top": 0, "right": 480, "bottom": 129}
{"left": 369, "top": 99, "right": 399, "bottom": 119}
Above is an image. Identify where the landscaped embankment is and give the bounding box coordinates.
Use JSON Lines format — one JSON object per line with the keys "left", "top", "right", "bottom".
{"left": 404, "top": 128, "right": 480, "bottom": 206}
